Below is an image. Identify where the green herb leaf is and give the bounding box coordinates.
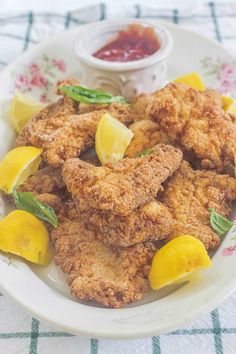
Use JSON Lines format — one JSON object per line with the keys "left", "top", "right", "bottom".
{"left": 209, "top": 208, "right": 233, "bottom": 237}
{"left": 59, "top": 85, "right": 127, "bottom": 104}
{"left": 13, "top": 187, "right": 58, "bottom": 228}
{"left": 138, "top": 148, "right": 153, "bottom": 157}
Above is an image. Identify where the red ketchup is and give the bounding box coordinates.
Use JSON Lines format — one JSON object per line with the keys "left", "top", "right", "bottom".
{"left": 93, "top": 24, "right": 161, "bottom": 62}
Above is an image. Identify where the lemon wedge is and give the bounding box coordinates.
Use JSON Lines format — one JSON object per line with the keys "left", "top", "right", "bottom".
{"left": 149, "top": 235, "right": 211, "bottom": 290}
{"left": 0, "top": 210, "right": 51, "bottom": 265}
{"left": 95, "top": 113, "right": 134, "bottom": 165}
{"left": 9, "top": 92, "right": 44, "bottom": 133}
{"left": 0, "top": 146, "right": 42, "bottom": 194}
{"left": 174, "top": 72, "right": 205, "bottom": 91}
{"left": 227, "top": 100, "right": 236, "bottom": 115}
{"left": 221, "top": 95, "right": 234, "bottom": 111}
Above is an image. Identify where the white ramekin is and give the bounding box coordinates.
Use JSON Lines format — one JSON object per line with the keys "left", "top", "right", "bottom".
{"left": 75, "top": 19, "right": 173, "bottom": 100}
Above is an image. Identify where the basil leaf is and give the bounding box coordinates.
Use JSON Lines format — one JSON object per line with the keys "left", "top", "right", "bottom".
{"left": 59, "top": 85, "right": 127, "bottom": 104}
{"left": 209, "top": 208, "right": 233, "bottom": 237}
{"left": 13, "top": 187, "right": 58, "bottom": 228}
{"left": 138, "top": 148, "right": 153, "bottom": 157}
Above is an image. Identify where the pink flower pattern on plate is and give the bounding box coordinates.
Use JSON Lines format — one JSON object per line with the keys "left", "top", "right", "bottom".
{"left": 12, "top": 54, "right": 67, "bottom": 102}
{"left": 201, "top": 57, "right": 236, "bottom": 96}
{"left": 52, "top": 59, "right": 66, "bottom": 73}
{"left": 15, "top": 74, "right": 30, "bottom": 90}
{"left": 30, "top": 74, "right": 48, "bottom": 88}
{"left": 222, "top": 245, "right": 236, "bottom": 257}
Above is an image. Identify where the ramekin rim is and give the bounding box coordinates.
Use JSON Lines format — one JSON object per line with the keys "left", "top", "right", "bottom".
{"left": 74, "top": 19, "right": 173, "bottom": 72}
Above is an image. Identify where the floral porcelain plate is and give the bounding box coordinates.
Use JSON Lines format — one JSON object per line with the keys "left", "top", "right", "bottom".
{"left": 0, "top": 21, "right": 236, "bottom": 339}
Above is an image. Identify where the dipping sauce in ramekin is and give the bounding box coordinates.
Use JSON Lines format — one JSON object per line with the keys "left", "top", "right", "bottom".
{"left": 93, "top": 24, "right": 161, "bottom": 62}
{"left": 75, "top": 19, "right": 173, "bottom": 100}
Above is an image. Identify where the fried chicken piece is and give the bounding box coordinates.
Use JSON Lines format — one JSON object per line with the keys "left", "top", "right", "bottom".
{"left": 136, "top": 82, "right": 236, "bottom": 174}
{"left": 230, "top": 113, "right": 236, "bottom": 124}
{"left": 43, "top": 104, "right": 133, "bottom": 166}
{"left": 63, "top": 144, "right": 183, "bottom": 216}
{"left": 17, "top": 166, "right": 66, "bottom": 212}
{"left": 162, "top": 161, "right": 236, "bottom": 249}
{"left": 125, "top": 120, "right": 170, "bottom": 157}
{"left": 79, "top": 102, "right": 110, "bottom": 114}
{"left": 130, "top": 92, "right": 156, "bottom": 121}
{"left": 131, "top": 86, "right": 223, "bottom": 122}
{"left": 15, "top": 78, "right": 81, "bottom": 148}
{"left": 51, "top": 220, "right": 156, "bottom": 308}
{"left": 204, "top": 88, "right": 223, "bottom": 106}
{"left": 78, "top": 200, "right": 173, "bottom": 247}
{"left": 37, "top": 193, "right": 62, "bottom": 212}
{"left": 15, "top": 96, "right": 79, "bottom": 148}
{"left": 18, "top": 166, "right": 65, "bottom": 194}
{"left": 57, "top": 199, "right": 78, "bottom": 223}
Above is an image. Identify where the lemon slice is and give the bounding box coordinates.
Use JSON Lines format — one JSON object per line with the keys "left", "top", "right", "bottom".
{"left": 9, "top": 92, "right": 44, "bottom": 133}
{"left": 227, "top": 100, "right": 236, "bottom": 115}
{"left": 0, "top": 146, "right": 42, "bottom": 194}
{"left": 95, "top": 113, "right": 134, "bottom": 165}
{"left": 149, "top": 235, "right": 211, "bottom": 290}
{"left": 0, "top": 210, "right": 51, "bottom": 265}
{"left": 221, "top": 95, "right": 234, "bottom": 111}
{"left": 174, "top": 72, "right": 205, "bottom": 91}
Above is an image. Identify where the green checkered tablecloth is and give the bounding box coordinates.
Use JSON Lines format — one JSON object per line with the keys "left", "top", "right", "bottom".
{"left": 0, "top": 2, "right": 236, "bottom": 353}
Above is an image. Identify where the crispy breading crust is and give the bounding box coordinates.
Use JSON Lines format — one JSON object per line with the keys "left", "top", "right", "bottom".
{"left": 17, "top": 166, "right": 66, "bottom": 213}
{"left": 43, "top": 104, "right": 133, "bottom": 166}
{"left": 146, "top": 83, "right": 236, "bottom": 174}
{"left": 131, "top": 87, "right": 224, "bottom": 122}
{"left": 37, "top": 193, "right": 62, "bottom": 212}
{"left": 15, "top": 97, "right": 79, "bottom": 148}
{"left": 51, "top": 220, "right": 156, "bottom": 308}
{"left": 57, "top": 199, "right": 78, "bottom": 223}
{"left": 62, "top": 144, "right": 183, "bottom": 216}
{"left": 130, "top": 92, "right": 156, "bottom": 121}
{"left": 18, "top": 166, "right": 64, "bottom": 194}
{"left": 78, "top": 200, "right": 173, "bottom": 247}
{"left": 204, "top": 89, "right": 223, "bottom": 106}
{"left": 43, "top": 111, "right": 105, "bottom": 166}
{"left": 125, "top": 120, "right": 170, "bottom": 157}
{"left": 162, "top": 161, "right": 236, "bottom": 249}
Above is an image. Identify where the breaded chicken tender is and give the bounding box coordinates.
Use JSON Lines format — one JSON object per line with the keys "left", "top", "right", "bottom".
{"left": 78, "top": 200, "right": 173, "bottom": 247}
{"left": 43, "top": 111, "right": 105, "bottom": 166}
{"left": 43, "top": 103, "right": 132, "bottom": 166}
{"left": 17, "top": 166, "right": 66, "bottom": 212}
{"left": 37, "top": 193, "right": 62, "bottom": 212}
{"left": 15, "top": 97, "right": 79, "bottom": 148}
{"left": 18, "top": 166, "right": 64, "bottom": 194}
{"left": 204, "top": 88, "right": 223, "bottom": 106}
{"left": 125, "top": 120, "right": 170, "bottom": 157}
{"left": 51, "top": 220, "right": 156, "bottom": 308}
{"left": 131, "top": 87, "right": 224, "bottom": 122}
{"left": 62, "top": 144, "right": 183, "bottom": 216}
{"left": 162, "top": 161, "right": 236, "bottom": 249}
{"left": 134, "top": 83, "right": 236, "bottom": 174}
{"left": 57, "top": 199, "right": 78, "bottom": 223}
{"left": 130, "top": 92, "right": 156, "bottom": 121}
{"left": 15, "top": 78, "right": 80, "bottom": 147}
